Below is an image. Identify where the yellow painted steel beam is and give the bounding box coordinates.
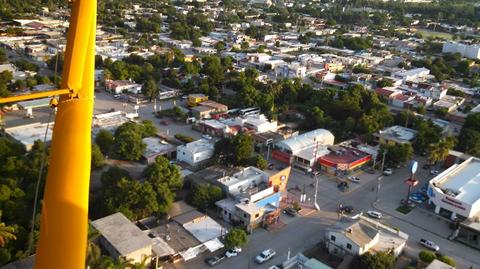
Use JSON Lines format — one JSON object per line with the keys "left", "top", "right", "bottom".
{"left": 34, "top": 0, "right": 96, "bottom": 268}
{"left": 0, "top": 89, "right": 71, "bottom": 104}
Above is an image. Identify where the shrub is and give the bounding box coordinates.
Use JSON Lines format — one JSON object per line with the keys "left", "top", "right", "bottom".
{"left": 174, "top": 134, "right": 194, "bottom": 143}
{"left": 419, "top": 250, "right": 436, "bottom": 263}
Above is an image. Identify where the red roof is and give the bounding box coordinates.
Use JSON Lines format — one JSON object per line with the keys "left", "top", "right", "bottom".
{"left": 319, "top": 147, "right": 370, "bottom": 165}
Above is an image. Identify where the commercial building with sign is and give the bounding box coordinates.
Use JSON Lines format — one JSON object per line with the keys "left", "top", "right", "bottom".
{"left": 427, "top": 157, "right": 480, "bottom": 220}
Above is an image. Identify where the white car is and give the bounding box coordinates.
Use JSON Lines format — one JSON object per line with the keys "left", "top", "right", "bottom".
{"left": 419, "top": 238, "right": 440, "bottom": 251}
{"left": 383, "top": 168, "right": 393, "bottom": 176}
{"left": 348, "top": 176, "right": 360, "bottom": 183}
{"left": 202, "top": 134, "right": 212, "bottom": 140}
{"left": 225, "top": 247, "right": 242, "bottom": 258}
{"left": 367, "top": 210, "right": 383, "bottom": 219}
{"left": 255, "top": 249, "right": 276, "bottom": 264}
{"left": 430, "top": 169, "right": 439, "bottom": 175}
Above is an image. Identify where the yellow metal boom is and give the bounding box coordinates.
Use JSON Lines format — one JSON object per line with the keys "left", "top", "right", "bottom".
{"left": 33, "top": 0, "right": 97, "bottom": 268}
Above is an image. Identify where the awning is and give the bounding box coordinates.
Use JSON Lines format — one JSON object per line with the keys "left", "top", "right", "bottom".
{"left": 203, "top": 238, "right": 224, "bottom": 252}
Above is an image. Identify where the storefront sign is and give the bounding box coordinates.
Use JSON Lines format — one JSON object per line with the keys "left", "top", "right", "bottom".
{"left": 441, "top": 196, "right": 466, "bottom": 210}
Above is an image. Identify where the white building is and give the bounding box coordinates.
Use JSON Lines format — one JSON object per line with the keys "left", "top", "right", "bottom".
{"left": 275, "top": 63, "right": 307, "bottom": 79}
{"left": 443, "top": 42, "right": 480, "bottom": 60}
{"left": 243, "top": 114, "right": 278, "bottom": 134}
{"left": 272, "top": 128, "right": 335, "bottom": 165}
{"left": 105, "top": 80, "right": 142, "bottom": 94}
{"left": 326, "top": 215, "right": 408, "bottom": 257}
{"left": 176, "top": 139, "right": 214, "bottom": 166}
{"left": 393, "top": 67, "right": 430, "bottom": 82}
{"left": 428, "top": 157, "right": 480, "bottom": 220}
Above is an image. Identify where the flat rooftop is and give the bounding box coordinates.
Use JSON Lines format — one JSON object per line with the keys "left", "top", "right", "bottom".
{"left": 218, "top": 166, "right": 265, "bottom": 187}
{"left": 376, "top": 125, "right": 417, "bottom": 143}
{"left": 4, "top": 122, "right": 53, "bottom": 150}
{"left": 142, "top": 137, "right": 176, "bottom": 158}
{"left": 91, "top": 212, "right": 152, "bottom": 256}
{"left": 434, "top": 157, "right": 480, "bottom": 204}
{"left": 179, "top": 139, "right": 214, "bottom": 154}
{"left": 149, "top": 222, "right": 200, "bottom": 252}
{"left": 183, "top": 216, "right": 224, "bottom": 243}
{"left": 320, "top": 146, "right": 371, "bottom": 165}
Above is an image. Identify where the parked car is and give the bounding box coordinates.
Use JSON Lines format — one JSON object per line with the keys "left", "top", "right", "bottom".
{"left": 205, "top": 255, "right": 225, "bottom": 266}
{"left": 255, "top": 249, "right": 276, "bottom": 264}
{"left": 383, "top": 168, "right": 393, "bottom": 176}
{"left": 202, "top": 134, "right": 212, "bottom": 140}
{"left": 348, "top": 176, "right": 360, "bottom": 183}
{"left": 430, "top": 169, "right": 439, "bottom": 175}
{"left": 284, "top": 207, "right": 298, "bottom": 217}
{"left": 339, "top": 205, "right": 354, "bottom": 214}
{"left": 367, "top": 210, "right": 383, "bottom": 219}
{"left": 267, "top": 163, "right": 274, "bottom": 170}
{"left": 422, "top": 164, "right": 430, "bottom": 170}
{"left": 225, "top": 247, "right": 242, "bottom": 258}
{"left": 268, "top": 266, "right": 281, "bottom": 269}
{"left": 160, "top": 120, "right": 169, "bottom": 126}
{"left": 419, "top": 238, "right": 440, "bottom": 251}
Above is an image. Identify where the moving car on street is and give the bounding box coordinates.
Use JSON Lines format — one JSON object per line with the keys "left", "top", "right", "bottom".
{"left": 255, "top": 249, "right": 276, "bottom": 264}
{"left": 419, "top": 238, "right": 440, "bottom": 251}
{"left": 348, "top": 176, "right": 360, "bottom": 183}
{"left": 367, "top": 210, "right": 383, "bottom": 219}
{"left": 383, "top": 168, "right": 393, "bottom": 176}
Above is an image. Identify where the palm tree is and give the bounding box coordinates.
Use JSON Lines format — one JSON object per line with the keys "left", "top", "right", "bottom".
{"left": 0, "top": 221, "right": 16, "bottom": 247}
{"left": 429, "top": 137, "right": 456, "bottom": 166}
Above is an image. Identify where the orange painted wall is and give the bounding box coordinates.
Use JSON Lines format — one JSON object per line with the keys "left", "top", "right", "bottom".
{"left": 268, "top": 166, "right": 291, "bottom": 192}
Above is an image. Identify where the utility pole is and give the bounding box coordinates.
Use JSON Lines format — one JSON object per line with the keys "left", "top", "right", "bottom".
{"left": 314, "top": 171, "right": 320, "bottom": 211}
{"left": 376, "top": 150, "right": 387, "bottom": 202}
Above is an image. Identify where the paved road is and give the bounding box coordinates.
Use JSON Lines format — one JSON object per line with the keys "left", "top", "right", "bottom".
{"left": 175, "top": 164, "right": 480, "bottom": 269}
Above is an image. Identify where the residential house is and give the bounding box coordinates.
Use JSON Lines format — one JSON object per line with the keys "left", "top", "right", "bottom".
{"left": 216, "top": 166, "right": 291, "bottom": 231}
{"left": 176, "top": 139, "right": 215, "bottom": 167}
{"left": 326, "top": 215, "right": 408, "bottom": 257}
{"left": 105, "top": 80, "right": 142, "bottom": 95}
{"left": 91, "top": 212, "right": 153, "bottom": 265}
{"left": 374, "top": 125, "right": 418, "bottom": 145}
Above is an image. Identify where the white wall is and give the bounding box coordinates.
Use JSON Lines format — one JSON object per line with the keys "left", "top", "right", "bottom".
{"left": 176, "top": 145, "right": 214, "bottom": 166}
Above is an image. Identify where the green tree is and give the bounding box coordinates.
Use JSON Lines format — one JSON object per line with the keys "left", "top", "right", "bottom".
{"left": 0, "top": 220, "right": 16, "bottom": 247}
{"left": 113, "top": 130, "right": 145, "bottom": 161}
{"left": 91, "top": 144, "right": 105, "bottom": 169}
{"left": 192, "top": 38, "right": 202, "bottom": 47}
{"left": 215, "top": 42, "right": 225, "bottom": 53}
{"left": 353, "top": 251, "right": 395, "bottom": 269}
{"left": 95, "top": 129, "right": 114, "bottom": 155}
{"left": 144, "top": 156, "right": 183, "bottom": 191}
{"left": 428, "top": 137, "right": 456, "bottom": 165}
{"left": 457, "top": 113, "right": 480, "bottom": 157}
{"left": 232, "top": 134, "right": 254, "bottom": 165}
{"left": 190, "top": 185, "right": 223, "bottom": 211}
{"left": 224, "top": 228, "right": 248, "bottom": 249}
{"left": 142, "top": 78, "right": 158, "bottom": 101}
{"left": 381, "top": 143, "right": 414, "bottom": 167}
{"left": 255, "top": 155, "right": 268, "bottom": 170}
{"left": 141, "top": 120, "right": 157, "bottom": 137}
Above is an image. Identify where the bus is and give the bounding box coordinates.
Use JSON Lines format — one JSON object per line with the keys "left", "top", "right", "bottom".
{"left": 239, "top": 107, "right": 260, "bottom": 117}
